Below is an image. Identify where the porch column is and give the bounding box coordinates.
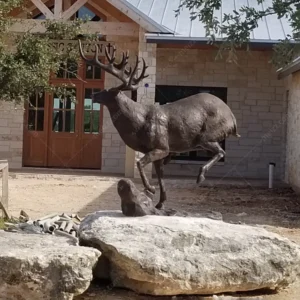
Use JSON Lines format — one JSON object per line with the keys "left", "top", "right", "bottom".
{"left": 125, "top": 28, "right": 157, "bottom": 179}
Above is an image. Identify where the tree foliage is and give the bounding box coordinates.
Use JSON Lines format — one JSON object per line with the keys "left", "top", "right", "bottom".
{"left": 0, "top": 0, "right": 97, "bottom": 104}
{"left": 176, "top": 0, "right": 300, "bottom": 68}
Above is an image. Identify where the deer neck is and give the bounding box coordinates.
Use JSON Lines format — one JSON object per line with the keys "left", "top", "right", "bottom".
{"left": 104, "top": 91, "right": 145, "bottom": 129}
{"left": 103, "top": 91, "right": 150, "bottom": 152}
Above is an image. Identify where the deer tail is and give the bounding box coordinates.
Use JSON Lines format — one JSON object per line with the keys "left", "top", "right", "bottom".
{"left": 232, "top": 113, "right": 241, "bottom": 138}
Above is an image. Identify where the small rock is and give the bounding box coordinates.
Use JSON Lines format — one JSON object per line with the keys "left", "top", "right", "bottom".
{"left": 237, "top": 212, "right": 248, "bottom": 217}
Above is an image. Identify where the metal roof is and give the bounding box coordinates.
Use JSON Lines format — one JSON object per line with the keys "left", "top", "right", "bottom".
{"left": 124, "top": 0, "right": 293, "bottom": 43}
{"left": 106, "top": 0, "right": 172, "bottom": 33}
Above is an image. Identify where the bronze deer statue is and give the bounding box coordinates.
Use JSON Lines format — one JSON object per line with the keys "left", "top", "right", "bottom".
{"left": 78, "top": 41, "right": 240, "bottom": 209}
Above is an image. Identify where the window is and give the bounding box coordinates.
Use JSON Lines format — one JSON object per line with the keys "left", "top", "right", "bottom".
{"left": 56, "top": 59, "right": 78, "bottom": 79}
{"left": 27, "top": 92, "right": 45, "bottom": 131}
{"left": 85, "top": 62, "right": 102, "bottom": 80}
{"left": 33, "top": 6, "right": 101, "bottom": 21}
{"left": 76, "top": 6, "right": 101, "bottom": 21}
{"left": 155, "top": 85, "right": 227, "bottom": 162}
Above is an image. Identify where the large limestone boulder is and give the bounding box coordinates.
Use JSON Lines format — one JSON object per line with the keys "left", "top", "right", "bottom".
{"left": 79, "top": 211, "right": 300, "bottom": 296}
{"left": 0, "top": 231, "right": 101, "bottom": 300}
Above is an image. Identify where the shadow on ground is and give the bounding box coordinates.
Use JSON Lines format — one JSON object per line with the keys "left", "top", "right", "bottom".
{"left": 77, "top": 176, "right": 300, "bottom": 229}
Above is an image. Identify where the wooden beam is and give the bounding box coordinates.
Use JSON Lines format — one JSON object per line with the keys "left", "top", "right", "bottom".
{"left": 9, "top": 19, "right": 139, "bottom": 36}
{"left": 88, "top": 1, "right": 116, "bottom": 21}
{"left": 54, "top": 0, "right": 63, "bottom": 18}
{"left": 84, "top": 2, "right": 108, "bottom": 21}
{"left": 61, "top": 0, "right": 88, "bottom": 20}
{"left": 94, "top": 0, "right": 134, "bottom": 23}
{"left": 30, "top": 0, "right": 54, "bottom": 19}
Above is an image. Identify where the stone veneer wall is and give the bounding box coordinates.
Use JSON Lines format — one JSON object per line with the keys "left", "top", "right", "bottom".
{"left": 0, "top": 102, "right": 24, "bottom": 169}
{"left": 155, "top": 48, "right": 287, "bottom": 180}
{"left": 284, "top": 73, "right": 300, "bottom": 191}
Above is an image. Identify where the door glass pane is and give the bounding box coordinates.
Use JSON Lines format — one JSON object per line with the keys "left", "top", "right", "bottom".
{"left": 85, "top": 88, "right": 92, "bottom": 99}
{"left": 52, "top": 110, "right": 63, "bottom": 132}
{"left": 29, "top": 94, "right": 36, "bottom": 108}
{"left": 93, "top": 103, "right": 100, "bottom": 111}
{"left": 84, "top": 98, "right": 92, "bottom": 110}
{"left": 94, "top": 66, "right": 101, "bottom": 79}
{"left": 65, "top": 111, "right": 75, "bottom": 133}
{"left": 36, "top": 110, "right": 44, "bottom": 131}
{"left": 53, "top": 98, "right": 62, "bottom": 109}
{"left": 85, "top": 64, "right": 101, "bottom": 79}
{"left": 83, "top": 88, "right": 101, "bottom": 134}
{"left": 37, "top": 92, "right": 45, "bottom": 108}
{"left": 56, "top": 59, "right": 78, "bottom": 79}
{"left": 86, "top": 64, "right": 93, "bottom": 79}
{"left": 67, "top": 61, "right": 78, "bottom": 79}
{"left": 65, "top": 96, "right": 75, "bottom": 109}
{"left": 28, "top": 110, "right": 36, "bottom": 130}
{"left": 84, "top": 111, "right": 91, "bottom": 133}
{"left": 52, "top": 89, "right": 76, "bottom": 133}
{"left": 92, "top": 113, "right": 99, "bottom": 133}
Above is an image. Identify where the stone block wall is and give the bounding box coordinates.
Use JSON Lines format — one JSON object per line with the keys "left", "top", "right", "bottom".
{"left": 284, "top": 73, "right": 300, "bottom": 191}
{"left": 156, "top": 48, "right": 287, "bottom": 180}
{"left": 0, "top": 102, "right": 24, "bottom": 169}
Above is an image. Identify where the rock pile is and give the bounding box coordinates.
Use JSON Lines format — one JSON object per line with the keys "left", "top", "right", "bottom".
{"left": 4, "top": 211, "right": 82, "bottom": 243}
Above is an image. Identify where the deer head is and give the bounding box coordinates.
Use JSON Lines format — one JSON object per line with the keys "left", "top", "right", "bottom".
{"left": 78, "top": 41, "right": 149, "bottom": 104}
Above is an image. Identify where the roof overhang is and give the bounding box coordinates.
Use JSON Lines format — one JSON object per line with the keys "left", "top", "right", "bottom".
{"left": 277, "top": 56, "right": 300, "bottom": 79}
{"left": 105, "top": 0, "right": 172, "bottom": 34}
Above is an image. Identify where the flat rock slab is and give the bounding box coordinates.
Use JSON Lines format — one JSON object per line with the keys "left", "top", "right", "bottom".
{"left": 79, "top": 211, "right": 300, "bottom": 296}
{"left": 0, "top": 231, "right": 101, "bottom": 300}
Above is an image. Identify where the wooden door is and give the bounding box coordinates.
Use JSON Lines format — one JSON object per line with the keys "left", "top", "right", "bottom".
{"left": 23, "top": 57, "right": 104, "bottom": 169}
{"left": 23, "top": 92, "right": 49, "bottom": 167}
{"left": 47, "top": 87, "right": 82, "bottom": 168}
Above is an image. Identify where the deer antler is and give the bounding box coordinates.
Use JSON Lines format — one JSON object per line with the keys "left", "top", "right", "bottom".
{"left": 78, "top": 40, "right": 148, "bottom": 91}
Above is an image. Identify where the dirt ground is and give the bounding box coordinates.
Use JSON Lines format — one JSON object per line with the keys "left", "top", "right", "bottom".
{"left": 4, "top": 170, "right": 300, "bottom": 300}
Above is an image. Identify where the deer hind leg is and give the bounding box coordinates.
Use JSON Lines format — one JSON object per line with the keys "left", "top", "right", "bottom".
{"left": 196, "top": 142, "right": 225, "bottom": 184}
{"left": 137, "top": 150, "right": 168, "bottom": 196}
{"left": 153, "top": 159, "right": 166, "bottom": 210}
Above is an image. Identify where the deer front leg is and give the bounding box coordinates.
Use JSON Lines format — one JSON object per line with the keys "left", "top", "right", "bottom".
{"left": 136, "top": 150, "right": 169, "bottom": 196}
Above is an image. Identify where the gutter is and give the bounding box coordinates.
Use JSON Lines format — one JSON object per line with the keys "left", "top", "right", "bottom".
{"left": 145, "top": 34, "right": 300, "bottom": 50}
{"left": 277, "top": 56, "right": 300, "bottom": 79}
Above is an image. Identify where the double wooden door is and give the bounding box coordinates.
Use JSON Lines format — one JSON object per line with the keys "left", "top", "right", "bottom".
{"left": 23, "top": 83, "right": 104, "bottom": 169}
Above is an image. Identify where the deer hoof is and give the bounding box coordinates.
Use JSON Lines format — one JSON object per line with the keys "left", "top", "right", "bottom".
{"left": 148, "top": 185, "right": 156, "bottom": 194}
{"left": 197, "top": 174, "right": 205, "bottom": 184}
{"left": 155, "top": 202, "right": 164, "bottom": 210}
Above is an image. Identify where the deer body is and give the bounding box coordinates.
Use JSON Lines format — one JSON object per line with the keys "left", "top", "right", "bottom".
{"left": 105, "top": 91, "right": 238, "bottom": 154}
{"left": 79, "top": 41, "right": 240, "bottom": 209}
